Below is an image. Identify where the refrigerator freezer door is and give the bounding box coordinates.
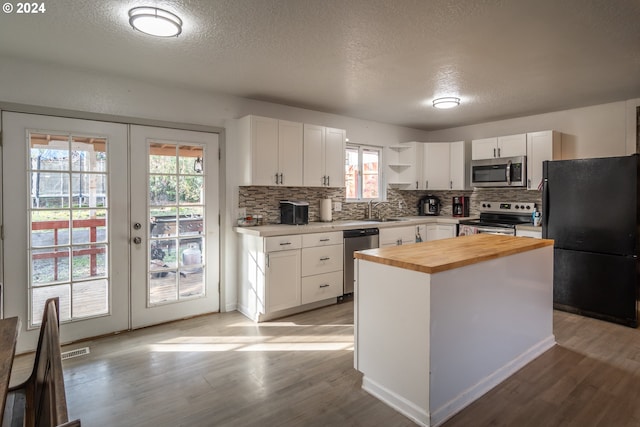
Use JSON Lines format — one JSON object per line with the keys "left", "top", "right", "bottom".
{"left": 554, "top": 248, "right": 638, "bottom": 327}
{"left": 543, "top": 155, "right": 639, "bottom": 256}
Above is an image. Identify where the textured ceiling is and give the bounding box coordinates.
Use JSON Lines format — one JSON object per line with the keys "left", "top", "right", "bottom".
{"left": 0, "top": 0, "right": 639, "bottom": 130}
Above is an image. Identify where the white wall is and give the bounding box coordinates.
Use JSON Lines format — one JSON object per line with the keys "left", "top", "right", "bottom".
{"left": 0, "top": 57, "right": 431, "bottom": 313}
{"left": 424, "top": 100, "right": 640, "bottom": 159}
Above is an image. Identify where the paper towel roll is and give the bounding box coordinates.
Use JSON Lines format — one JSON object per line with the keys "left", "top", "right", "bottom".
{"left": 320, "top": 198, "right": 332, "bottom": 222}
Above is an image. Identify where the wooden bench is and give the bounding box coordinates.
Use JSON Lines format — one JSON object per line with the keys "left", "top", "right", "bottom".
{"left": 2, "top": 298, "right": 81, "bottom": 427}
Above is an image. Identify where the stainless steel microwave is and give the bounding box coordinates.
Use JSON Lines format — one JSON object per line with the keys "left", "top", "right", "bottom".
{"left": 471, "top": 156, "right": 526, "bottom": 187}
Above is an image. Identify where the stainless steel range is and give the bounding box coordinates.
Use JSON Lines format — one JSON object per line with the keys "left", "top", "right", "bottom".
{"left": 458, "top": 201, "right": 536, "bottom": 236}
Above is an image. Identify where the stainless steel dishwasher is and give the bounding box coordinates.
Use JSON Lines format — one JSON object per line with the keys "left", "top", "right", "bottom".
{"left": 343, "top": 228, "right": 379, "bottom": 295}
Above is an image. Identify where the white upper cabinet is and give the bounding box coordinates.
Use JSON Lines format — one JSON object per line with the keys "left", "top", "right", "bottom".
{"left": 324, "top": 127, "right": 346, "bottom": 188}
{"left": 471, "top": 137, "right": 498, "bottom": 160}
{"left": 238, "top": 115, "right": 303, "bottom": 186}
{"left": 422, "top": 141, "right": 468, "bottom": 190}
{"left": 472, "top": 134, "right": 526, "bottom": 160}
{"left": 526, "top": 130, "right": 561, "bottom": 191}
{"left": 303, "top": 125, "right": 345, "bottom": 187}
{"left": 238, "top": 115, "right": 344, "bottom": 188}
{"left": 497, "top": 134, "right": 527, "bottom": 158}
{"left": 303, "top": 124, "right": 325, "bottom": 187}
{"left": 423, "top": 143, "right": 451, "bottom": 190}
{"left": 278, "top": 120, "right": 304, "bottom": 186}
{"left": 449, "top": 141, "right": 468, "bottom": 190}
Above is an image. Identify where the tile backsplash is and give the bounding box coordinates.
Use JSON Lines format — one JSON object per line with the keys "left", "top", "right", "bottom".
{"left": 238, "top": 186, "right": 543, "bottom": 224}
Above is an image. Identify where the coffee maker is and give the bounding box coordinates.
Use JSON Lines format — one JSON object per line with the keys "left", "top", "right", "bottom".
{"left": 452, "top": 196, "right": 470, "bottom": 217}
{"left": 419, "top": 195, "right": 441, "bottom": 216}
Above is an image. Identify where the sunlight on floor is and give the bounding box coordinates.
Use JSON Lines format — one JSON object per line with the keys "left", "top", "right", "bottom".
{"left": 148, "top": 323, "right": 355, "bottom": 352}
{"left": 149, "top": 342, "right": 354, "bottom": 352}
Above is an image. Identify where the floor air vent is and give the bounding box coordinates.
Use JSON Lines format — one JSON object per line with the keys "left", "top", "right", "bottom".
{"left": 61, "top": 347, "right": 90, "bottom": 360}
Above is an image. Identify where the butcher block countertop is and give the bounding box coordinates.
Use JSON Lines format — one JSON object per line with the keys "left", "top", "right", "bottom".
{"left": 354, "top": 234, "right": 554, "bottom": 274}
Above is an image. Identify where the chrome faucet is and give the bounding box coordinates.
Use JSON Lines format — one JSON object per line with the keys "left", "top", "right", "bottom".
{"left": 366, "top": 200, "right": 385, "bottom": 219}
{"left": 372, "top": 202, "right": 386, "bottom": 219}
{"left": 366, "top": 200, "right": 374, "bottom": 219}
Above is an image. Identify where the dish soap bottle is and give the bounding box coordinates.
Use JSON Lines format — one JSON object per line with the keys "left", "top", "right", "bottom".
{"left": 532, "top": 207, "right": 541, "bottom": 226}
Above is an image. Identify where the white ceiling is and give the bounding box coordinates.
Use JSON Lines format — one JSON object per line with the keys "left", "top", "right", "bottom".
{"left": 0, "top": 0, "right": 639, "bottom": 131}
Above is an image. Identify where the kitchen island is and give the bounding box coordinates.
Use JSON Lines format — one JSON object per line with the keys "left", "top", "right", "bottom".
{"left": 354, "top": 234, "right": 555, "bottom": 427}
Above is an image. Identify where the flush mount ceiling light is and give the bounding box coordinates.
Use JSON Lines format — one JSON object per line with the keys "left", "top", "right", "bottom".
{"left": 129, "top": 6, "right": 182, "bottom": 37}
{"left": 432, "top": 97, "right": 461, "bottom": 109}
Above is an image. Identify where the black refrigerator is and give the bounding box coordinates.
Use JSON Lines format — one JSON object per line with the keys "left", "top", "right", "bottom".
{"left": 543, "top": 154, "right": 639, "bottom": 327}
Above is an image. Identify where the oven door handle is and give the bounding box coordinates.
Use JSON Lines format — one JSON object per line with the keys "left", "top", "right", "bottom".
{"left": 506, "top": 160, "right": 512, "bottom": 186}
{"left": 476, "top": 226, "right": 514, "bottom": 235}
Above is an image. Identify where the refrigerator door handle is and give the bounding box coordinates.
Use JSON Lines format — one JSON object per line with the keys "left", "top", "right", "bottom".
{"left": 542, "top": 177, "right": 549, "bottom": 236}
{"left": 506, "top": 160, "right": 512, "bottom": 185}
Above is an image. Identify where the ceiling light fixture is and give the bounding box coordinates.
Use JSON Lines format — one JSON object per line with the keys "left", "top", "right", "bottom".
{"left": 129, "top": 6, "right": 182, "bottom": 37}
{"left": 432, "top": 97, "right": 461, "bottom": 109}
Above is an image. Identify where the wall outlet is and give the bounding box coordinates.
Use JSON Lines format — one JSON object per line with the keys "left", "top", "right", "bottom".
{"left": 333, "top": 202, "right": 342, "bottom": 212}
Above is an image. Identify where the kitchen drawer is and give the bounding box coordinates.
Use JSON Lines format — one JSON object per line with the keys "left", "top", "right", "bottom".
{"left": 301, "top": 244, "right": 343, "bottom": 276}
{"left": 265, "top": 235, "right": 302, "bottom": 252}
{"left": 302, "top": 231, "right": 343, "bottom": 247}
{"left": 301, "top": 271, "right": 343, "bottom": 304}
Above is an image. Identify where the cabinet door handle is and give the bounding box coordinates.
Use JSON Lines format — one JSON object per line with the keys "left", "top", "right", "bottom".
{"left": 327, "top": 176, "right": 330, "bottom": 186}
{"left": 280, "top": 242, "right": 292, "bottom": 246}
{"left": 266, "top": 254, "right": 270, "bottom": 267}
{"left": 415, "top": 181, "right": 418, "bottom": 189}
{"left": 497, "top": 147, "right": 501, "bottom": 157}
{"left": 425, "top": 180, "right": 428, "bottom": 189}
{"left": 319, "top": 238, "right": 330, "bottom": 242}
{"left": 320, "top": 257, "right": 331, "bottom": 261}
{"left": 275, "top": 173, "right": 279, "bottom": 184}
{"left": 319, "top": 284, "right": 330, "bottom": 288}
{"left": 528, "top": 178, "right": 531, "bottom": 189}
{"left": 322, "top": 175, "right": 326, "bottom": 185}
{"left": 280, "top": 173, "right": 283, "bottom": 184}
{"left": 450, "top": 180, "right": 453, "bottom": 189}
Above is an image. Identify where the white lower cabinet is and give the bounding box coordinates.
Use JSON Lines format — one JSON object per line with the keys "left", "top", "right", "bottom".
{"left": 379, "top": 225, "right": 417, "bottom": 247}
{"left": 267, "top": 249, "right": 301, "bottom": 312}
{"left": 426, "top": 224, "right": 456, "bottom": 241}
{"left": 301, "top": 242, "right": 343, "bottom": 304}
{"left": 382, "top": 223, "right": 457, "bottom": 247}
{"left": 302, "top": 271, "right": 343, "bottom": 305}
{"left": 238, "top": 231, "right": 343, "bottom": 322}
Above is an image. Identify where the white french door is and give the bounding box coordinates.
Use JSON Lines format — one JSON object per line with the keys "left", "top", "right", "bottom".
{"left": 1, "top": 113, "right": 219, "bottom": 352}
{"left": 130, "top": 125, "right": 219, "bottom": 328}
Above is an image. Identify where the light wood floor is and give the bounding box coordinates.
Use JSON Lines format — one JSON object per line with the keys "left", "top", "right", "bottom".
{"left": 9, "top": 302, "right": 640, "bottom": 427}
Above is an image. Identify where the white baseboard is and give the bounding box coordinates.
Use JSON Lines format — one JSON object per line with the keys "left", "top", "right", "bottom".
{"left": 362, "top": 335, "right": 556, "bottom": 427}
{"left": 430, "top": 335, "right": 556, "bottom": 427}
{"left": 362, "top": 377, "right": 430, "bottom": 427}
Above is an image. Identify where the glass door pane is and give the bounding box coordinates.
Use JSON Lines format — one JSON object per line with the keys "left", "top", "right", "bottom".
{"left": 148, "top": 142, "right": 205, "bottom": 306}
{"left": 28, "top": 132, "right": 109, "bottom": 326}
